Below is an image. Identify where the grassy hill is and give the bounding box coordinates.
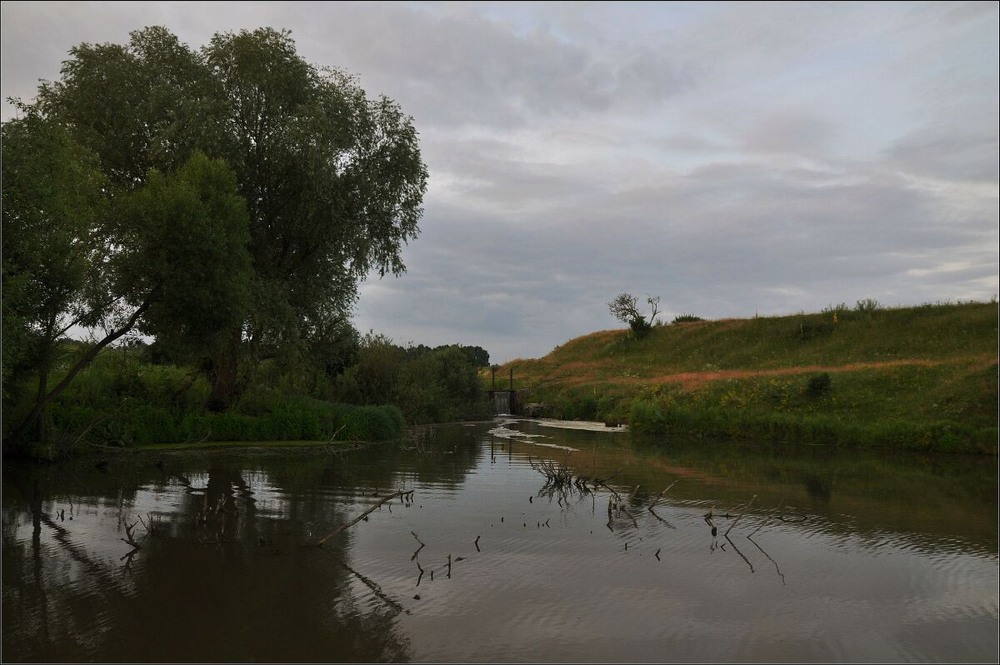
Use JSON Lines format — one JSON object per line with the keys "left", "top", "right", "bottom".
{"left": 488, "top": 301, "right": 998, "bottom": 454}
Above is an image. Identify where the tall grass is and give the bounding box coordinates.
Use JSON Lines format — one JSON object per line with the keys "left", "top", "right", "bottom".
{"left": 492, "top": 301, "right": 998, "bottom": 454}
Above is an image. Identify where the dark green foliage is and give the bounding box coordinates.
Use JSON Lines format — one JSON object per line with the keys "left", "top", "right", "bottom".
{"left": 332, "top": 335, "right": 491, "bottom": 425}
{"left": 46, "top": 368, "right": 406, "bottom": 449}
{"left": 672, "top": 314, "right": 704, "bottom": 324}
{"left": 855, "top": 298, "right": 882, "bottom": 315}
{"left": 17, "top": 25, "right": 428, "bottom": 415}
{"left": 1, "top": 113, "right": 107, "bottom": 449}
{"left": 559, "top": 392, "right": 599, "bottom": 421}
{"left": 798, "top": 321, "right": 835, "bottom": 340}
{"left": 116, "top": 153, "right": 252, "bottom": 354}
{"left": 805, "top": 373, "right": 832, "bottom": 398}
{"left": 628, "top": 398, "right": 667, "bottom": 434}
{"left": 629, "top": 317, "right": 653, "bottom": 340}
{"left": 608, "top": 292, "right": 661, "bottom": 340}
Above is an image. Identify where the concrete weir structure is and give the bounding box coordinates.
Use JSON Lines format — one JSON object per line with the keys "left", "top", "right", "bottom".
{"left": 487, "top": 366, "right": 518, "bottom": 415}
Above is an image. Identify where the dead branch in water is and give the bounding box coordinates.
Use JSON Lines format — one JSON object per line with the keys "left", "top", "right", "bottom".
{"left": 725, "top": 534, "right": 754, "bottom": 573}
{"left": 647, "top": 481, "right": 677, "bottom": 527}
{"left": 650, "top": 481, "right": 678, "bottom": 508}
{"left": 315, "top": 490, "right": 411, "bottom": 546}
{"left": 338, "top": 559, "right": 407, "bottom": 614}
{"left": 647, "top": 505, "right": 676, "bottom": 529}
{"left": 410, "top": 531, "right": 425, "bottom": 560}
{"left": 748, "top": 534, "right": 784, "bottom": 584}
{"left": 724, "top": 495, "right": 757, "bottom": 537}
{"left": 120, "top": 517, "right": 142, "bottom": 552}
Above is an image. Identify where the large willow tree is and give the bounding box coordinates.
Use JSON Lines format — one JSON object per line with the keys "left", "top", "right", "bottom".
{"left": 31, "top": 26, "right": 428, "bottom": 410}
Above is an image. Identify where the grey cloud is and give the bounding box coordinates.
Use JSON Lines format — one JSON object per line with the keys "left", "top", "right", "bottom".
{"left": 290, "top": 3, "right": 694, "bottom": 130}
{"left": 3, "top": 2, "right": 996, "bottom": 364}
{"left": 886, "top": 125, "right": 1000, "bottom": 183}
{"left": 740, "top": 112, "right": 836, "bottom": 157}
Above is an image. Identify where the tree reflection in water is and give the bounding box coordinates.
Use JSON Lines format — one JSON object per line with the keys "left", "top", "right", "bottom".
{"left": 2, "top": 453, "right": 414, "bottom": 663}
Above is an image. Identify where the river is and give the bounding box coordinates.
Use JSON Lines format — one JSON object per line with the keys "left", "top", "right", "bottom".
{"left": 2, "top": 418, "right": 997, "bottom": 662}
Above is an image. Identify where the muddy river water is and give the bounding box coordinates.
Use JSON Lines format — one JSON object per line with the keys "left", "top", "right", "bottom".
{"left": 3, "top": 419, "right": 997, "bottom": 662}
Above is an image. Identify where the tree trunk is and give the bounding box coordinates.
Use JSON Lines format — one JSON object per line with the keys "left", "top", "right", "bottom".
{"left": 6, "top": 296, "right": 155, "bottom": 451}
{"left": 204, "top": 330, "right": 245, "bottom": 412}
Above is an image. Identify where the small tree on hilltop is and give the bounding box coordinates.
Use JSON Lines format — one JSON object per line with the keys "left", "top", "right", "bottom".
{"left": 608, "top": 293, "right": 660, "bottom": 339}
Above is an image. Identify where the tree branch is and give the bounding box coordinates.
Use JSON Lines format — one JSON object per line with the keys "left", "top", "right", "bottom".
{"left": 9, "top": 289, "right": 158, "bottom": 445}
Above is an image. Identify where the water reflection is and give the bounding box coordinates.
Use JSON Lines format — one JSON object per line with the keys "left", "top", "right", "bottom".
{"left": 3, "top": 450, "right": 413, "bottom": 662}
{"left": 2, "top": 420, "right": 997, "bottom": 663}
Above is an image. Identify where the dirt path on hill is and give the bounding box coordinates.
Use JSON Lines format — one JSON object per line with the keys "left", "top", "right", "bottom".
{"left": 647, "top": 356, "right": 992, "bottom": 390}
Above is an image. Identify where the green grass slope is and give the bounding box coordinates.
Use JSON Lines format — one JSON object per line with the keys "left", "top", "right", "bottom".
{"left": 491, "top": 301, "right": 998, "bottom": 454}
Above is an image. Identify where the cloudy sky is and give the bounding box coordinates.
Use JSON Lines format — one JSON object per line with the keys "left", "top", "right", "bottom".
{"left": 3, "top": 1, "right": 997, "bottom": 364}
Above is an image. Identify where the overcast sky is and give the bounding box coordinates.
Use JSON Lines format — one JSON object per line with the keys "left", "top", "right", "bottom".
{"left": 3, "top": 1, "right": 998, "bottom": 364}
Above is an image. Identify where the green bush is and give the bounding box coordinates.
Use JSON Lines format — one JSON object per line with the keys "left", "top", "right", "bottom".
{"left": 628, "top": 398, "right": 667, "bottom": 434}
{"left": 630, "top": 317, "right": 652, "bottom": 339}
{"left": 805, "top": 373, "right": 832, "bottom": 398}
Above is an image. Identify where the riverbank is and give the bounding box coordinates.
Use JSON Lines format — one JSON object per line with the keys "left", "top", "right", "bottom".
{"left": 488, "top": 301, "right": 998, "bottom": 454}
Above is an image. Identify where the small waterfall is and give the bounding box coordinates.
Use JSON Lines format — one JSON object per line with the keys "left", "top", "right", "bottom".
{"left": 493, "top": 391, "right": 510, "bottom": 415}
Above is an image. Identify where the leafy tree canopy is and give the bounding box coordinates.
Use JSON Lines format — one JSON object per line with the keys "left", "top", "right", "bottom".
{"left": 21, "top": 25, "right": 428, "bottom": 410}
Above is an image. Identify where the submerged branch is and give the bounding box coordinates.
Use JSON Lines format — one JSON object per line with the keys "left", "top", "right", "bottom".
{"left": 339, "top": 560, "right": 407, "bottom": 614}
{"left": 724, "top": 534, "right": 754, "bottom": 573}
{"left": 724, "top": 495, "right": 757, "bottom": 537}
{"left": 748, "top": 534, "right": 785, "bottom": 585}
{"left": 315, "top": 490, "right": 410, "bottom": 546}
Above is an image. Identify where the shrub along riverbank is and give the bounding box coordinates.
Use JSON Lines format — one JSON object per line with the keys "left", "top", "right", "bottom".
{"left": 492, "top": 301, "right": 998, "bottom": 454}
{"left": 3, "top": 337, "right": 492, "bottom": 461}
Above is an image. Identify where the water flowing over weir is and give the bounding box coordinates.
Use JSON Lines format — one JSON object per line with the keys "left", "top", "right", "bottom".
{"left": 492, "top": 391, "right": 511, "bottom": 415}
{"left": 488, "top": 365, "right": 518, "bottom": 415}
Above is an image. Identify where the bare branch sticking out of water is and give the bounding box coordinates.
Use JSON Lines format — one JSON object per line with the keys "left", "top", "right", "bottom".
{"left": 724, "top": 535, "right": 754, "bottom": 573}
{"left": 592, "top": 476, "right": 623, "bottom": 503}
{"left": 120, "top": 517, "right": 142, "bottom": 552}
{"left": 648, "top": 483, "right": 678, "bottom": 526}
{"left": 411, "top": 530, "right": 425, "bottom": 561}
{"left": 724, "top": 495, "right": 757, "bottom": 537}
{"left": 651, "top": 481, "right": 678, "bottom": 509}
{"left": 475, "top": 536, "right": 481, "bottom": 552}
{"left": 315, "top": 490, "right": 411, "bottom": 546}
{"left": 749, "top": 502, "right": 779, "bottom": 537}
{"left": 411, "top": 544, "right": 424, "bottom": 561}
